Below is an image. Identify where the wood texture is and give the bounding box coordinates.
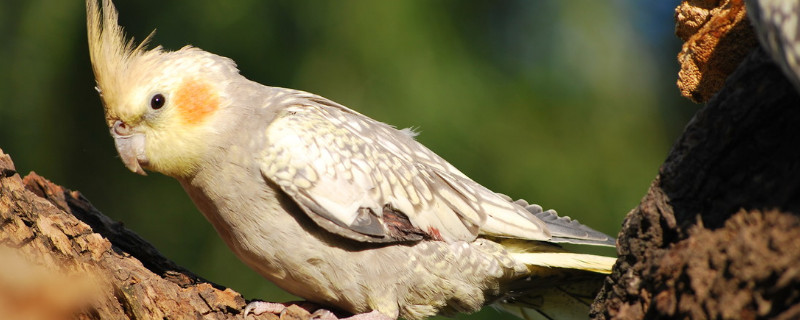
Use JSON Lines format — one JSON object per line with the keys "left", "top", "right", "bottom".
{"left": 0, "top": 149, "right": 312, "bottom": 319}
{"left": 592, "top": 48, "right": 800, "bottom": 320}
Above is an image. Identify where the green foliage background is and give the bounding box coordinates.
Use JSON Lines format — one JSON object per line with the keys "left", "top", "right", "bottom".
{"left": 0, "top": 1, "right": 694, "bottom": 319}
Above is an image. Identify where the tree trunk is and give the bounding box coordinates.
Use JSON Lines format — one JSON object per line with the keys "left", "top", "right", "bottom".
{"left": 590, "top": 45, "right": 800, "bottom": 320}
{"left": 590, "top": 0, "right": 800, "bottom": 318}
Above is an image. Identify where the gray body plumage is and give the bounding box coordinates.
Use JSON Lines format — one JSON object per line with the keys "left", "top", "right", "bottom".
{"left": 176, "top": 79, "right": 611, "bottom": 319}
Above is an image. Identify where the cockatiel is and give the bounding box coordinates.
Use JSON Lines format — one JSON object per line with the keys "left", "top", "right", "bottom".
{"left": 86, "top": 0, "right": 617, "bottom": 319}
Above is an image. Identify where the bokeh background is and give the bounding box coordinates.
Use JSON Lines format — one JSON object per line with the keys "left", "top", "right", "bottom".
{"left": 0, "top": 1, "right": 695, "bottom": 319}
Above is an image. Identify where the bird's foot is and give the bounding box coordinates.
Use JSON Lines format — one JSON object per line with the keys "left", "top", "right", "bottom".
{"left": 243, "top": 300, "right": 321, "bottom": 319}
{"left": 242, "top": 301, "right": 392, "bottom": 320}
{"left": 311, "top": 310, "right": 393, "bottom": 320}
{"left": 243, "top": 301, "right": 286, "bottom": 318}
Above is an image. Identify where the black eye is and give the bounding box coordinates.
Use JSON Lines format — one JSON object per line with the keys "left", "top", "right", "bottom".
{"left": 150, "top": 94, "right": 165, "bottom": 109}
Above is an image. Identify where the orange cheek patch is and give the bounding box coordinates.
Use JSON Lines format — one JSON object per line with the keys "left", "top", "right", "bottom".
{"left": 174, "top": 78, "right": 219, "bottom": 125}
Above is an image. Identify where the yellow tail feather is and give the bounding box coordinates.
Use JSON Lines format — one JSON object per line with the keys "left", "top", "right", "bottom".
{"left": 510, "top": 252, "right": 616, "bottom": 274}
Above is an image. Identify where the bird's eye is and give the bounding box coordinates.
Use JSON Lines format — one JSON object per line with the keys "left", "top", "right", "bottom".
{"left": 150, "top": 94, "right": 165, "bottom": 109}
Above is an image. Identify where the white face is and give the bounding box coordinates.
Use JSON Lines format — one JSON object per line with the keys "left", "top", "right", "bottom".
{"left": 101, "top": 51, "right": 233, "bottom": 178}
{"left": 87, "top": 0, "right": 244, "bottom": 178}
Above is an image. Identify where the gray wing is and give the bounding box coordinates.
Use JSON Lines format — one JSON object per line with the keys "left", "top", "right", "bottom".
{"left": 512, "top": 198, "right": 616, "bottom": 247}
{"left": 259, "top": 91, "right": 552, "bottom": 243}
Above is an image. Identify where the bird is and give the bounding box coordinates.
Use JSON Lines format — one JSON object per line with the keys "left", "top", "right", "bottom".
{"left": 85, "top": 0, "right": 617, "bottom": 319}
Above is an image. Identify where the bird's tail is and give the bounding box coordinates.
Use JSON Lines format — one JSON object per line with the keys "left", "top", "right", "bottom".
{"left": 496, "top": 240, "right": 616, "bottom": 320}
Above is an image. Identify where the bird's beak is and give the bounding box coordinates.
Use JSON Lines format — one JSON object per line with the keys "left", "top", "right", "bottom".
{"left": 110, "top": 120, "right": 148, "bottom": 176}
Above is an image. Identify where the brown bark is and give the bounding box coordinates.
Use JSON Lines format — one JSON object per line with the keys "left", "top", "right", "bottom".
{"left": 591, "top": 44, "right": 800, "bottom": 320}
{"left": 676, "top": 0, "right": 758, "bottom": 103}
{"left": 0, "top": 150, "right": 313, "bottom": 320}
{"left": 590, "top": 1, "right": 800, "bottom": 319}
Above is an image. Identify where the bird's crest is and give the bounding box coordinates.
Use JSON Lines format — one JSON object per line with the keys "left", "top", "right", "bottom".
{"left": 86, "top": 0, "right": 162, "bottom": 119}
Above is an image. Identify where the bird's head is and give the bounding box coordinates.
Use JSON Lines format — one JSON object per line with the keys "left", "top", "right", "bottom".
{"left": 87, "top": 0, "right": 241, "bottom": 178}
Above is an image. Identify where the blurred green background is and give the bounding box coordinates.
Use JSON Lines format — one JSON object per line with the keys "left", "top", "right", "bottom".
{"left": 0, "top": 1, "right": 695, "bottom": 319}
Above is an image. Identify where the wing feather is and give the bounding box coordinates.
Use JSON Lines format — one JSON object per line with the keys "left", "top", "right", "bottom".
{"left": 259, "top": 92, "right": 566, "bottom": 244}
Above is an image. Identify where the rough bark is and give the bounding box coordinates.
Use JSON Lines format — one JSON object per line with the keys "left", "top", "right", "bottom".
{"left": 0, "top": 149, "right": 312, "bottom": 320}
{"left": 676, "top": 0, "right": 758, "bottom": 103}
{"left": 591, "top": 45, "right": 800, "bottom": 320}
{"left": 589, "top": 0, "right": 800, "bottom": 318}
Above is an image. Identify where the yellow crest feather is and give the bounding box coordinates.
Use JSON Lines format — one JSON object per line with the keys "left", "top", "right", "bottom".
{"left": 86, "top": 0, "right": 161, "bottom": 122}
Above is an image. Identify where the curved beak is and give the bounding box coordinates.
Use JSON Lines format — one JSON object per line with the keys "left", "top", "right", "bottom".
{"left": 110, "top": 120, "right": 148, "bottom": 176}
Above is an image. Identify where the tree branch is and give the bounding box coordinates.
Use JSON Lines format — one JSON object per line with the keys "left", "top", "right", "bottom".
{"left": 0, "top": 150, "right": 313, "bottom": 319}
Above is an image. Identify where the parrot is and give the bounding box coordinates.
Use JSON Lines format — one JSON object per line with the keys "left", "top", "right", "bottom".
{"left": 86, "top": 0, "right": 618, "bottom": 319}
